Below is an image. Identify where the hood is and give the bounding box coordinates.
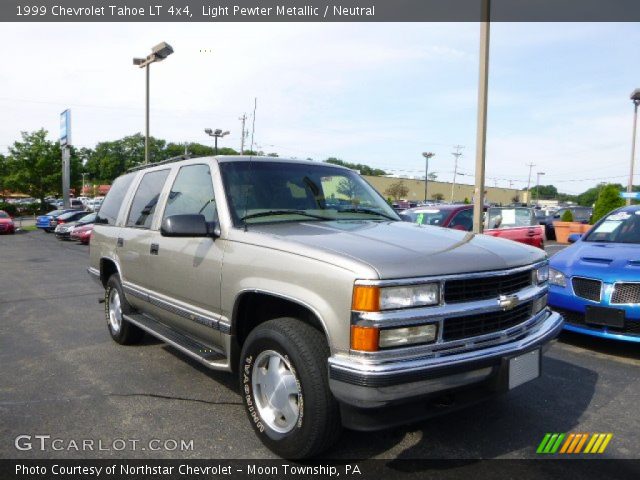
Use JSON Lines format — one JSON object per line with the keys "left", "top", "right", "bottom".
{"left": 245, "top": 220, "right": 545, "bottom": 278}
{"left": 0, "top": 218, "right": 13, "bottom": 224}
{"left": 551, "top": 240, "right": 640, "bottom": 283}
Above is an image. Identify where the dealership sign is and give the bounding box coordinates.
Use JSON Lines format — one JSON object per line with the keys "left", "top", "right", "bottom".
{"left": 60, "top": 109, "right": 71, "bottom": 146}
{"left": 620, "top": 192, "right": 640, "bottom": 199}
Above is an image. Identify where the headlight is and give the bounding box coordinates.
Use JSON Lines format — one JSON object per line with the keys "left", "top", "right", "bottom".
{"left": 535, "top": 264, "right": 549, "bottom": 284}
{"left": 549, "top": 267, "right": 566, "bottom": 287}
{"left": 352, "top": 283, "right": 440, "bottom": 312}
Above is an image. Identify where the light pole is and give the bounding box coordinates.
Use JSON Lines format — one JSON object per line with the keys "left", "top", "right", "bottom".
{"left": 81, "top": 173, "right": 89, "bottom": 197}
{"left": 422, "top": 152, "right": 435, "bottom": 202}
{"left": 133, "top": 42, "right": 174, "bottom": 164}
{"left": 628, "top": 89, "right": 640, "bottom": 205}
{"left": 205, "top": 128, "right": 230, "bottom": 155}
{"left": 472, "top": 0, "right": 490, "bottom": 233}
{"left": 535, "top": 172, "right": 545, "bottom": 206}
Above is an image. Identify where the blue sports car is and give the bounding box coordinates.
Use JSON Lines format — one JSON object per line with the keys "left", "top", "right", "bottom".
{"left": 549, "top": 205, "right": 640, "bottom": 342}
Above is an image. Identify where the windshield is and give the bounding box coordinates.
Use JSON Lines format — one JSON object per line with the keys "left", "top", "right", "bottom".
{"left": 219, "top": 161, "right": 399, "bottom": 226}
{"left": 486, "top": 207, "right": 535, "bottom": 229}
{"left": 584, "top": 210, "right": 640, "bottom": 243}
{"left": 404, "top": 209, "right": 448, "bottom": 226}
{"left": 0, "top": 211, "right": 9, "bottom": 219}
{"left": 78, "top": 213, "right": 97, "bottom": 224}
{"left": 47, "top": 210, "right": 64, "bottom": 216}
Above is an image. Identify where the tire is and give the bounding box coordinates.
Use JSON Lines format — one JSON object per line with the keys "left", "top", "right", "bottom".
{"left": 239, "top": 318, "right": 341, "bottom": 459}
{"left": 104, "top": 274, "right": 144, "bottom": 345}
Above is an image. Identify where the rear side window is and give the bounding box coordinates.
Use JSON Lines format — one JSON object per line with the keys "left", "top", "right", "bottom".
{"left": 96, "top": 173, "right": 136, "bottom": 226}
{"left": 126, "top": 169, "right": 170, "bottom": 229}
{"left": 163, "top": 164, "right": 218, "bottom": 223}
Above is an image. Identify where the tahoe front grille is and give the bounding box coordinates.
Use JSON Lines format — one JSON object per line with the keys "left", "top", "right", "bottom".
{"left": 444, "top": 270, "right": 533, "bottom": 304}
{"left": 442, "top": 301, "right": 533, "bottom": 341}
{"left": 611, "top": 283, "right": 640, "bottom": 304}
{"left": 572, "top": 277, "right": 602, "bottom": 302}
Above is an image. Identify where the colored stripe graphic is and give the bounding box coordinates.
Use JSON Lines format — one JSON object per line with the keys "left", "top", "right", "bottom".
{"left": 538, "top": 433, "right": 613, "bottom": 454}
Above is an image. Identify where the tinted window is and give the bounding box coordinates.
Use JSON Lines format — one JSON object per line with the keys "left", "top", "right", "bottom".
{"left": 0, "top": 211, "right": 9, "bottom": 218}
{"left": 163, "top": 164, "right": 218, "bottom": 223}
{"left": 585, "top": 210, "right": 640, "bottom": 244}
{"left": 97, "top": 173, "right": 136, "bottom": 226}
{"left": 449, "top": 209, "right": 473, "bottom": 231}
{"left": 126, "top": 169, "right": 170, "bottom": 229}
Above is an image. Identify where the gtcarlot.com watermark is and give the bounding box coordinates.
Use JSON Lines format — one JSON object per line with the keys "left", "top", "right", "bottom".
{"left": 15, "top": 435, "right": 194, "bottom": 452}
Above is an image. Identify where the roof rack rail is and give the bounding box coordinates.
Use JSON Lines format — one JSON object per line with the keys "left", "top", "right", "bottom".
{"left": 127, "top": 154, "right": 192, "bottom": 173}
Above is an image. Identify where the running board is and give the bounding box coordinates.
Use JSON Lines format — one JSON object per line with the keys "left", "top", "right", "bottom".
{"left": 123, "top": 313, "right": 230, "bottom": 371}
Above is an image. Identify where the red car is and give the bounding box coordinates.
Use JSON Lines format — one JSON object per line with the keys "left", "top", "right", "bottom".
{"left": 70, "top": 223, "right": 93, "bottom": 244}
{"left": 0, "top": 210, "right": 15, "bottom": 234}
{"left": 402, "top": 204, "right": 545, "bottom": 249}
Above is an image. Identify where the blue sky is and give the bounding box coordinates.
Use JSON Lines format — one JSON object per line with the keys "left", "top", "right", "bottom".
{"left": 0, "top": 22, "right": 638, "bottom": 194}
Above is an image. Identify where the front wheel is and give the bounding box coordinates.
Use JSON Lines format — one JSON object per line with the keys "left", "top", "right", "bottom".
{"left": 104, "top": 275, "right": 144, "bottom": 345}
{"left": 239, "top": 318, "right": 341, "bottom": 459}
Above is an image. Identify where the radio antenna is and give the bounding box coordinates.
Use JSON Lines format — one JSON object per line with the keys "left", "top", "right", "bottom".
{"left": 250, "top": 97, "right": 257, "bottom": 153}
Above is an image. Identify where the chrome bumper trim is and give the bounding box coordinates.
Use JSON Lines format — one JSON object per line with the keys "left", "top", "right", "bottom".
{"left": 328, "top": 310, "right": 563, "bottom": 407}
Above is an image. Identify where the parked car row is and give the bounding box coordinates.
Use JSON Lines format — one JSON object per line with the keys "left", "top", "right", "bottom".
{"left": 400, "top": 204, "right": 545, "bottom": 248}
{"left": 36, "top": 208, "right": 95, "bottom": 243}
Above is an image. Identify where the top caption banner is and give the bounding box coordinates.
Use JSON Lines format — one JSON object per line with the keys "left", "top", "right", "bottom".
{"left": 3, "top": 0, "right": 640, "bottom": 22}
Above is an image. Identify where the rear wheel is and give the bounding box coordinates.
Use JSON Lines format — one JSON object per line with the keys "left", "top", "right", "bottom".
{"left": 239, "top": 318, "right": 341, "bottom": 459}
{"left": 105, "top": 275, "right": 144, "bottom": 345}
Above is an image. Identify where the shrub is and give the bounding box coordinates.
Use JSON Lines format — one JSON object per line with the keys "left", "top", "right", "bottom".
{"left": 592, "top": 184, "right": 625, "bottom": 224}
{"left": 0, "top": 202, "right": 18, "bottom": 216}
{"left": 561, "top": 209, "right": 574, "bottom": 222}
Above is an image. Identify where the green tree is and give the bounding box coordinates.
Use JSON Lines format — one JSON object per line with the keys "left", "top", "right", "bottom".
{"left": 427, "top": 172, "right": 438, "bottom": 181}
{"left": 592, "top": 184, "right": 625, "bottom": 224}
{"left": 528, "top": 184, "right": 558, "bottom": 199}
{"left": 325, "top": 157, "right": 387, "bottom": 176}
{"left": 384, "top": 180, "right": 409, "bottom": 201}
{"left": 4, "top": 129, "right": 62, "bottom": 205}
{"left": 0, "top": 154, "right": 7, "bottom": 202}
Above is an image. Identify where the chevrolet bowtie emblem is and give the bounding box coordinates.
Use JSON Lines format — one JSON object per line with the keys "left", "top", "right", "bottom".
{"left": 498, "top": 294, "right": 519, "bottom": 311}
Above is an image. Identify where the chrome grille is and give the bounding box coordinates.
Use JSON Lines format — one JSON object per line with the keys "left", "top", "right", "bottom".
{"left": 444, "top": 270, "right": 533, "bottom": 304}
{"left": 571, "top": 277, "right": 601, "bottom": 302}
{"left": 611, "top": 283, "right": 640, "bottom": 304}
{"left": 442, "top": 301, "right": 533, "bottom": 341}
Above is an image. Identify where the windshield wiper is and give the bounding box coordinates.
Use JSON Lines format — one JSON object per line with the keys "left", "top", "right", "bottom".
{"left": 240, "top": 210, "right": 331, "bottom": 222}
{"left": 335, "top": 207, "right": 398, "bottom": 221}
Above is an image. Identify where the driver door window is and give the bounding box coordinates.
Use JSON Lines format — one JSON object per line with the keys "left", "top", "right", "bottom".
{"left": 163, "top": 164, "right": 218, "bottom": 222}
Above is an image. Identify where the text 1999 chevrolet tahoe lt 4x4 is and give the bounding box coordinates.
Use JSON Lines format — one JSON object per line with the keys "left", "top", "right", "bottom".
{"left": 88, "top": 155, "right": 563, "bottom": 458}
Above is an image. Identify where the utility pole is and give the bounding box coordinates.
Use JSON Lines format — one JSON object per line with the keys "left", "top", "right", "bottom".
{"left": 239, "top": 113, "right": 247, "bottom": 155}
{"left": 451, "top": 145, "right": 463, "bottom": 202}
{"left": 628, "top": 89, "right": 640, "bottom": 205}
{"left": 525, "top": 162, "right": 535, "bottom": 206}
{"left": 422, "top": 152, "right": 435, "bottom": 202}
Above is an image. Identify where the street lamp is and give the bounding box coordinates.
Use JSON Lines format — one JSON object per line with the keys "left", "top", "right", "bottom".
{"left": 628, "top": 89, "right": 640, "bottom": 205}
{"left": 535, "top": 172, "right": 545, "bottom": 206}
{"left": 422, "top": 152, "right": 435, "bottom": 202}
{"left": 81, "top": 173, "right": 89, "bottom": 197}
{"left": 205, "top": 128, "right": 230, "bottom": 155}
{"left": 133, "top": 41, "right": 174, "bottom": 164}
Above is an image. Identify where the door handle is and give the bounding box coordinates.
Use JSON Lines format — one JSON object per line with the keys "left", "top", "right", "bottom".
{"left": 117, "top": 237, "right": 124, "bottom": 247}
{"left": 150, "top": 243, "right": 159, "bottom": 255}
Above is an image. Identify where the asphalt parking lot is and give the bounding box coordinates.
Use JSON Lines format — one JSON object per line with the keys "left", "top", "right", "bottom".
{"left": 1, "top": 231, "right": 639, "bottom": 460}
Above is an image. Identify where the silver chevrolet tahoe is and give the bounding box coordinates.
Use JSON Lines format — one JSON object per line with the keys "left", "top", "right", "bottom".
{"left": 88, "top": 155, "right": 563, "bottom": 458}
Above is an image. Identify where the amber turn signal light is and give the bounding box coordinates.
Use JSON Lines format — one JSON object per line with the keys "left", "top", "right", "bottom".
{"left": 350, "top": 325, "right": 380, "bottom": 352}
{"left": 352, "top": 285, "right": 380, "bottom": 312}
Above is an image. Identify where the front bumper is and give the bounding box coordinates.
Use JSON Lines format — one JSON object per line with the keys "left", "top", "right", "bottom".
{"left": 328, "top": 309, "right": 563, "bottom": 409}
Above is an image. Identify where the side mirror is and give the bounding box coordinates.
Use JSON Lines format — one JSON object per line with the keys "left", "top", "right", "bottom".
{"left": 568, "top": 233, "right": 582, "bottom": 243}
{"left": 161, "top": 214, "right": 214, "bottom": 237}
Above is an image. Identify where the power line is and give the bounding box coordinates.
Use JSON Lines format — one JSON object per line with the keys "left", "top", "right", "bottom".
{"left": 450, "top": 145, "right": 463, "bottom": 202}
